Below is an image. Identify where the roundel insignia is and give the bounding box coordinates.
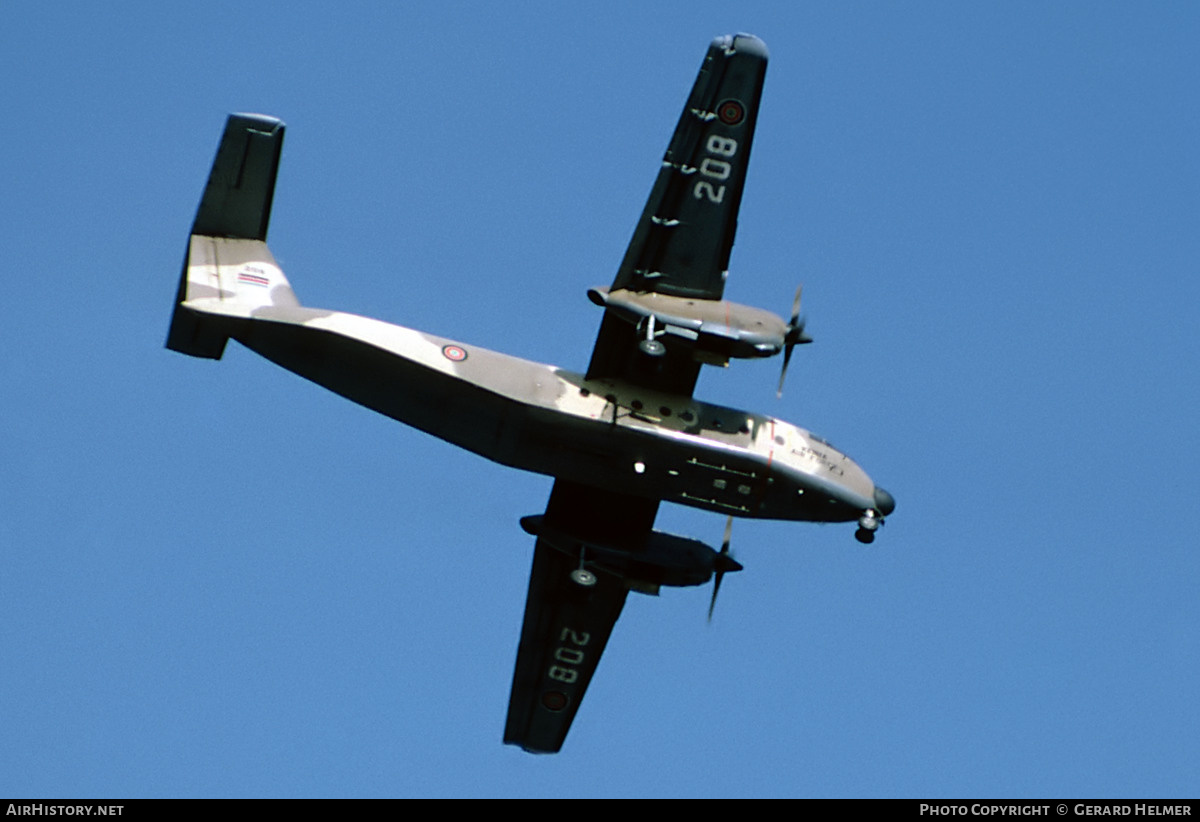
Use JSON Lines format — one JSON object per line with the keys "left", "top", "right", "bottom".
{"left": 442, "top": 344, "right": 467, "bottom": 362}
{"left": 717, "top": 99, "right": 745, "bottom": 125}
{"left": 541, "top": 690, "right": 569, "bottom": 712}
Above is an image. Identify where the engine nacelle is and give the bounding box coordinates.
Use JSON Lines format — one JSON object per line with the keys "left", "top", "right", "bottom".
{"left": 588, "top": 286, "right": 809, "bottom": 362}
{"left": 520, "top": 515, "right": 742, "bottom": 589}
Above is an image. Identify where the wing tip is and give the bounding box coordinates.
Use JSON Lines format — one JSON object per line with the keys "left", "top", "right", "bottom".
{"left": 503, "top": 734, "right": 563, "bottom": 755}
{"left": 228, "top": 112, "right": 286, "bottom": 132}
{"left": 712, "top": 32, "right": 769, "bottom": 60}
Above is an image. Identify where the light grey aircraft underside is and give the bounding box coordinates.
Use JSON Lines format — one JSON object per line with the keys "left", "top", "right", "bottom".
{"left": 167, "top": 33, "right": 895, "bottom": 754}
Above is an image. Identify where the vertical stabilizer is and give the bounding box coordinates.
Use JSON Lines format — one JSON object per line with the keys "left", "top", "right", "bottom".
{"left": 167, "top": 114, "right": 296, "bottom": 359}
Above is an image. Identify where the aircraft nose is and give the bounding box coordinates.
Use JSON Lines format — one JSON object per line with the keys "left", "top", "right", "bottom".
{"left": 873, "top": 486, "right": 896, "bottom": 516}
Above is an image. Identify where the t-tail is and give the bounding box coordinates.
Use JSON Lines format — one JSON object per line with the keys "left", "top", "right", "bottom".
{"left": 166, "top": 114, "right": 298, "bottom": 359}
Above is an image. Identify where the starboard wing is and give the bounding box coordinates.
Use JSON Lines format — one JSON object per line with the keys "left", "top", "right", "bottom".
{"left": 585, "top": 34, "right": 769, "bottom": 394}
{"left": 504, "top": 481, "right": 659, "bottom": 753}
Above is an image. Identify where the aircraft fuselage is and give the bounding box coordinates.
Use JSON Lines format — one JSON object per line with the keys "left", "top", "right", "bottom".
{"left": 187, "top": 294, "right": 880, "bottom": 525}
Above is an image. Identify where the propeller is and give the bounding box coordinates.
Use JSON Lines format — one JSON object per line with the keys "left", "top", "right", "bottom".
{"left": 776, "top": 285, "right": 813, "bottom": 398}
{"left": 708, "top": 516, "right": 743, "bottom": 622}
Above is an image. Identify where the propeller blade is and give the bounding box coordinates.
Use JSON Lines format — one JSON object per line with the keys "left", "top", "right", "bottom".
{"left": 708, "top": 576, "right": 725, "bottom": 622}
{"left": 789, "top": 284, "right": 803, "bottom": 327}
{"left": 777, "top": 284, "right": 810, "bottom": 399}
{"left": 776, "top": 343, "right": 794, "bottom": 398}
{"left": 709, "top": 516, "right": 737, "bottom": 622}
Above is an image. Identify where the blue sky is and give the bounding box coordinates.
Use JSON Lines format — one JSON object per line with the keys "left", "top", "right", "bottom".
{"left": 2, "top": 1, "right": 1197, "bottom": 798}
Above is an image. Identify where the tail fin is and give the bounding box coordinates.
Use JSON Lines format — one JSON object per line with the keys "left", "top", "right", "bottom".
{"left": 166, "top": 114, "right": 299, "bottom": 359}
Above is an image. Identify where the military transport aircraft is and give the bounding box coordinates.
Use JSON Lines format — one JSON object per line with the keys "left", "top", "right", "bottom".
{"left": 166, "top": 33, "right": 895, "bottom": 754}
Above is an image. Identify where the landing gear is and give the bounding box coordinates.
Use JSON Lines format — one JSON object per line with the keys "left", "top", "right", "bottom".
{"left": 570, "top": 568, "right": 597, "bottom": 587}
{"left": 855, "top": 509, "right": 883, "bottom": 544}
{"left": 638, "top": 339, "right": 666, "bottom": 357}
{"left": 637, "top": 315, "right": 666, "bottom": 358}
{"left": 571, "top": 546, "right": 596, "bottom": 587}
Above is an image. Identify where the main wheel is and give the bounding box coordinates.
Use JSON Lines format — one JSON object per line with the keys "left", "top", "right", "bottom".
{"left": 639, "top": 339, "right": 666, "bottom": 357}
{"left": 570, "top": 569, "right": 597, "bottom": 587}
